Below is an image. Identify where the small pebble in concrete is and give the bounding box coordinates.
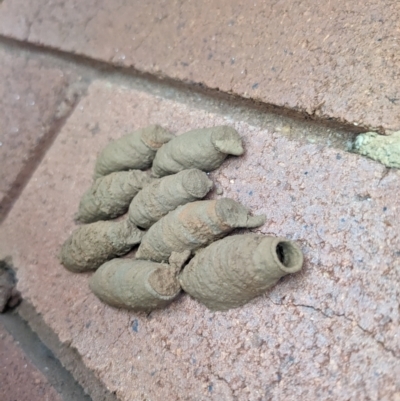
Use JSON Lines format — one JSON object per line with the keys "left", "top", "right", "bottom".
{"left": 132, "top": 319, "right": 139, "bottom": 333}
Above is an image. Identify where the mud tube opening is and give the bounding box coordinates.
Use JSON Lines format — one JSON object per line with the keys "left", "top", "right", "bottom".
{"left": 275, "top": 241, "right": 303, "bottom": 273}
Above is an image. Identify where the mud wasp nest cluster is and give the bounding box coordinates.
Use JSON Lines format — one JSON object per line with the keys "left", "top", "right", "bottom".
{"left": 60, "top": 125, "right": 303, "bottom": 312}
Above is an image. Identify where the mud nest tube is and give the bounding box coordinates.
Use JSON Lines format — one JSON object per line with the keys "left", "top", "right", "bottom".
{"left": 60, "top": 125, "right": 304, "bottom": 311}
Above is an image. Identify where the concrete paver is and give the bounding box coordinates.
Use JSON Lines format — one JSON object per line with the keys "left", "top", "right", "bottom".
{"left": 0, "top": 0, "right": 399, "bottom": 132}
{"left": 0, "top": 80, "right": 399, "bottom": 400}
{"left": 0, "top": 310, "right": 95, "bottom": 401}
{"left": 0, "top": 46, "right": 76, "bottom": 221}
{"left": 0, "top": 323, "right": 63, "bottom": 401}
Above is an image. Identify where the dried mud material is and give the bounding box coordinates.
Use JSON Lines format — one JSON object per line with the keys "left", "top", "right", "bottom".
{"left": 179, "top": 234, "right": 304, "bottom": 311}
{"left": 151, "top": 126, "right": 244, "bottom": 177}
{"left": 89, "top": 258, "right": 181, "bottom": 312}
{"left": 76, "top": 170, "right": 153, "bottom": 223}
{"left": 94, "top": 125, "right": 174, "bottom": 179}
{"left": 60, "top": 220, "right": 143, "bottom": 272}
{"left": 354, "top": 131, "right": 400, "bottom": 168}
{"left": 61, "top": 123, "right": 305, "bottom": 312}
{"left": 136, "top": 199, "right": 266, "bottom": 263}
{"left": 129, "top": 169, "right": 213, "bottom": 229}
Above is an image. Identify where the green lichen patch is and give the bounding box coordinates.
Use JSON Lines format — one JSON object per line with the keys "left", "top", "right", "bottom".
{"left": 354, "top": 131, "right": 400, "bottom": 168}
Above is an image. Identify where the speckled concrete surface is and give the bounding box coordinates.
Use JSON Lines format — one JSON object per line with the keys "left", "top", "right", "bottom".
{"left": 0, "top": 81, "right": 399, "bottom": 400}
{"left": 0, "top": 323, "right": 63, "bottom": 401}
{"left": 0, "top": 46, "right": 75, "bottom": 220}
{"left": 0, "top": 0, "right": 399, "bottom": 133}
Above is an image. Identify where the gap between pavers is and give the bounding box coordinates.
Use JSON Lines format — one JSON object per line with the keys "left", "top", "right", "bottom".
{"left": 0, "top": 0, "right": 399, "bottom": 133}
{"left": 15, "top": 301, "right": 117, "bottom": 401}
{"left": 0, "top": 44, "right": 83, "bottom": 222}
{"left": 0, "top": 80, "right": 399, "bottom": 401}
{"left": 0, "top": 308, "right": 94, "bottom": 401}
{"left": 0, "top": 320, "right": 64, "bottom": 401}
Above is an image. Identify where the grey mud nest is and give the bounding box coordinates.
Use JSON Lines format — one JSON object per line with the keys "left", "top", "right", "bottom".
{"left": 60, "top": 125, "right": 304, "bottom": 312}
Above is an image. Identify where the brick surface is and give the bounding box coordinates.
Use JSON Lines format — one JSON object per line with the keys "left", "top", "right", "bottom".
{"left": 0, "top": 0, "right": 399, "bottom": 132}
{"left": 0, "top": 323, "right": 63, "bottom": 401}
{"left": 0, "top": 46, "right": 77, "bottom": 220}
{"left": 0, "top": 81, "right": 399, "bottom": 400}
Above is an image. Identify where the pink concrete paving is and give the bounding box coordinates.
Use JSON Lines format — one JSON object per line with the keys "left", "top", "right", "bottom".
{"left": 0, "top": 324, "right": 63, "bottom": 401}
{"left": 0, "top": 46, "right": 73, "bottom": 220}
{"left": 0, "top": 0, "right": 399, "bottom": 133}
{"left": 0, "top": 81, "right": 399, "bottom": 400}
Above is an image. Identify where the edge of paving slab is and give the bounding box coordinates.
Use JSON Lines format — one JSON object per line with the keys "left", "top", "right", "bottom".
{"left": 15, "top": 301, "right": 118, "bottom": 401}
{"left": 0, "top": 0, "right": 398, "bottom": 134}
{"left": 0, "top": 89, "right": 84, "bottom": 224}
{"left": 0, "top": 35, "right": 372, "bottom": 136}
{"left": 0, "top": 39, "right": 88, "bottom": 223}
{"left": 0, "top": 309, "right": 92, "bottom": 401}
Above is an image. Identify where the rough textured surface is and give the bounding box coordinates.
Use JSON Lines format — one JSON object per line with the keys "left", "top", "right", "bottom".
{"left": 77, "top": 170, "right": 152, "bottom": 223}
{"left": 136, "top": 199, "right": 266, "bottom": 263}
{"left": 0, "top": 324, "right": 63, "bottom": 401}
{"left": 0, "top": 0, "right": 399, "bottom": 132}
{"left": 0, "top": 81, "right": 399, "bottom": 400}
{"left": 152, "top": 126, "right": 243, "bottom": 177}
{"left": 94, "top": 125, "right": 173, "bottom": 179}
{"left": 354, "top": 130, "right": 400, "bottom": 168}
{"left": 0, "top": 45, "right": 75, "bottom": 220}
{"left": 179, "top": 234, "right": 304, "bottom": 311}
{"left": 129, "top": 169, "right": 213, "bottom": 229}
{"left": 89, "top": 259, "right": 181, "bottom": 312}
{"left": 94, "top": 125, "right": 172, "bottom": 178}
{"left": 17, "top": 301, "right": 118, "bottom": 401}
{"left": 60, "top": 220, "right": 143, "bottom": 272}
{"left": 0, "top": 311, "right": 93, "bottom": 401}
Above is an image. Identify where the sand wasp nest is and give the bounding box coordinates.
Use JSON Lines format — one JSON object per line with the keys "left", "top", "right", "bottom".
{"left": 60, "top": 125, "right": 304, "bottom": 311}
